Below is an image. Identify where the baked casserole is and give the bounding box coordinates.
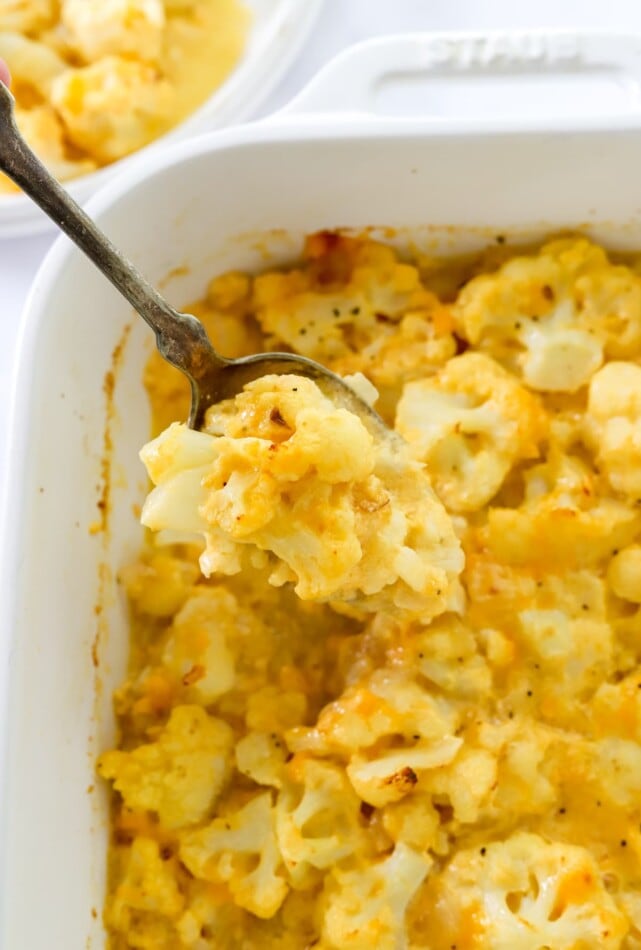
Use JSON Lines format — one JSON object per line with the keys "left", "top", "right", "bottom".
{"left": 99, "top": 232, "right": 641, "bottom": 948}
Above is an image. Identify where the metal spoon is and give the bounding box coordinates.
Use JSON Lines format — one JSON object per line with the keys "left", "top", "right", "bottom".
{"left": 0, "top": 81, "right": 386, "bottom": 433}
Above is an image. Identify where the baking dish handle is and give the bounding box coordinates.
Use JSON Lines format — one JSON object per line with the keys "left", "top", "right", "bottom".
{"left": 280, "top": 31, "right": 641, "bottom": 122}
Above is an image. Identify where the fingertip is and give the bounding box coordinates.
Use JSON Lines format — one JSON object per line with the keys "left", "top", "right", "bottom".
{"left": 0, "top": 60, "right": 11, "bottom": 88}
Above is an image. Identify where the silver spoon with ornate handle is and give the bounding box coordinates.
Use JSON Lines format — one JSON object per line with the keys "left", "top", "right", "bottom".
{"left": 0, "top": 80, "right": 387, "bottom": 434}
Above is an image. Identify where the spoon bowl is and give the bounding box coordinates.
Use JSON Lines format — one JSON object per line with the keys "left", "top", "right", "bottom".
{"left": 0, "top": 80, "right": 386, "bottom": 435}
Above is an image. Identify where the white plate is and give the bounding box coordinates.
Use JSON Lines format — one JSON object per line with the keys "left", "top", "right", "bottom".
{"left": 0, "top": 0, "right": 323, "bottom": 237}
{"left": 4, "top": 28, "right": 641, "bottom": 949}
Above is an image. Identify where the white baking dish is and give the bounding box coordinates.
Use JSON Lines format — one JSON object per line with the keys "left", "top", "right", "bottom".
{"left": 4, "top": 29, "right": 641, "bottom": 949}
{"left": 0, "top": 0, "right": 322, "bottom": 238}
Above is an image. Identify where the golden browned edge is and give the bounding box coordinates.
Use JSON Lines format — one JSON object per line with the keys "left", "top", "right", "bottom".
{"left": 90, "top": 321, "right": 133, "bottom": 941}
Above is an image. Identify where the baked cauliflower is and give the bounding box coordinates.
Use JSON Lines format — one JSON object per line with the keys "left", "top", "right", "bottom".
{"left": 0, "top": 0, "right": 248, "bottom": 190}
{"left": 13, "top": 105, "right": 97, "bottom": 182}
{"left": 119, "top": 550, "right": 200, "bottom": 618}
{"left": 97, "top": 705, "right": 233, "bottom": 829}
{"left": 275, "top": 758, "right": 369, "bottom": 885}
{"left": 406, "top": 612, "right": 492, "bottom": 700}
{"left": 50, "top": 56, "right": 173, "bottom": 163}
{"left": 61, "top": 0, "right": 165, "bottom": 63}
{"left": 289, "top": 668, "right": 463, "bottom": 807}
{"left": 607, "top": 544, "right": 641, "bottom": 603}
{"left": 455, "top": 237, "right": 641, "bottom": 391}
{"left": 180, "top": 792, "right": 289, "bottom": 919}
{"left": 396, "top": 352, "right": 547, "bottom": 511}
{"left": 430, "top": 832, "right": 628, "bottom": 949}
{"left": 480, "top": 448, "right": 641, "bottom": 568}
{"left": 159, "top": 587, "right": 237, "bottom": 705}
{"left": 0, "top": 31, "right": 65, "bottom": 93}
{"left": 0, "top": 0, "right": 55, "bottom": 32}
{"left": 99, "top": 234, "right": 641, "bottom": 949}
{"left": 585, "top": 361, "right": 641, "bottom": 498}
{"left": 320, "top": 843, "right": 431, "bottom": 950}
{"left": 107, "top": 837, "right": 184, "bottom": 946}
{"left": 140, "top": 374, "right": 463, "bottom": 618}
{"left": 287, "top": 667, "right": 461, "bottom": 759}
{"left": 253, "top": 234, "right": 457, "bottom": 415}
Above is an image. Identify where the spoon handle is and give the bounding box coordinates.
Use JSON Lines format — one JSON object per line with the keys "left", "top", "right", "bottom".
{"left": 0, "top": 81, "right": 220, "bottom": 381}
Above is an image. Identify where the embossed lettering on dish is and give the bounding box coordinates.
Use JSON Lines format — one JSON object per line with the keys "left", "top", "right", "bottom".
{"left": 420, "top": 33, "right": 582, "bottom": 69}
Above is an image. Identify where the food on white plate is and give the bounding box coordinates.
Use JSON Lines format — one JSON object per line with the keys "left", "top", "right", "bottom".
{"left": 99, "top": 233, "right": 641, "bottom": 949}
{"left": 0, "top": 0, "right": 248, "bottom": 191}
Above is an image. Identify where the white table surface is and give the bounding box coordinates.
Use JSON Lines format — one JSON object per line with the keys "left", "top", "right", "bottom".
{"left": 3, "top": 0, "right": 641, "bottom": 470}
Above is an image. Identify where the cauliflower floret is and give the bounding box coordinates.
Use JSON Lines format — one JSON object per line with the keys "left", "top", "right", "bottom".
{"left": 160, "top": 587, "right": 237, "bottom": 704}
{"left": 466, "top": 555, "right": 614, "bottom": 721}
{"left": 13, "top": 104, "right": 97, "bottom": 182}
{"left": 592, "top": 672, "right": 641, "bottom": 740}
{"left": 396, "top": 353, "right": 547, "bottom": 511}
{"left": 455, "top": 238, "right": 641, "bottom": 391}
{"left": 107, "top": 838, "right": 183, "bottom": 947}
{"left": 174, "top": 885, "right": 224, "bottom": 949}
{"left": 616, "top": 893, "right": 641, "bottom": 950}
{"left": 423, "top": 745, "right": 498, "bottom": 825}
{"left": 465, "top": 556, "right": 608, "bottom": 627}
{"left": 254, "top": 234, "right": 455, "bottom": 367}
{"left": 235, "top": 731, "right": 289, "bottom": 789}
{"left": 480, "top": 449, "right": 641, "bottom": 568}
{"left": 287, "top": 668, "right": 461, "bottom": 758}
{"left": 608, "top": 545, "right": 641, "bottom": 603}
{"left": 381, "top": 793, "right": 444, "bottom": 853}
{"left": 518, "top": 608, "right": 614, "bottom": 696}
{"left": 275, "top": 758, "right": 369, "bottom": 884}
{"left": 0, "top": 0, "right": 249, "bottom": 193}
{"left": 431, "top": 832, "right": 627, "bottom": 949}
{"left": 245, "top": 685, "right": 309, "bottom": 735}
{"left": 180, "top": 792, "right": 289, "bottom": 919}
{"left": 320, "top": 843, "right": 431, "bottom": 950}
{"left": 140, "top": 375, "right": 463, "bottom": 619}
{"left": 585, "top": 361, "right": 641, "bottom": 498}
{"left": 405, "top": 614, "right": 492, "bottom": 700}
{"left": 61, "top": 0, "right": 165, "bottom": 63}
{"left": 98, "top": 705, "right": 233, "bottom": 829}
{"left": 50, "top": 56, "right": 173, "bottom": 163}
{"left": 174, "top": 880, "right": 246, "bottom": 950}
{"left": 0, "top": 31, "right": 65, "bottom": 94}
{"left": 592, "top": 737, "right": 641, "bottom": 808}
{"left": 253, "top": 234, "right": 457, "bottom": 413}
{"left": 119, "top": 551, "right": 199, "bottom": 618}
{"left": 472, "top": 719, "right": 561, "bottom": 823}
{"left": 0, "top": 0, "right": 55, "bottom": 32}
{"left": 347, "top": 735, "right": 462, "bottom": 808}
{"left": 288, "top": 668, "right": 463, "bottom": 807}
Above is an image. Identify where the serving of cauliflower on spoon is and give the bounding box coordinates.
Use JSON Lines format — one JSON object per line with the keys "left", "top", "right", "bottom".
{"left": 140, "top": 373, "right": 464, "bottom": 619}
